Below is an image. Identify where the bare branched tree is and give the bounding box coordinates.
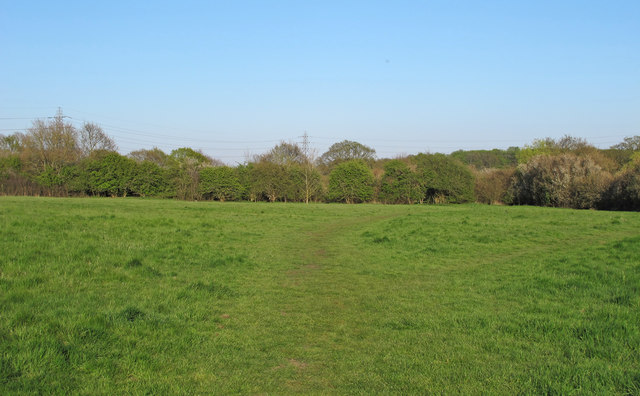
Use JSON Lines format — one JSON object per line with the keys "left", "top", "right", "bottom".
{"left": 78, "top": 122, "right": 117, "bottom": 157}
{"left": 22, "top": 111, "right": 79, "bottom": 172}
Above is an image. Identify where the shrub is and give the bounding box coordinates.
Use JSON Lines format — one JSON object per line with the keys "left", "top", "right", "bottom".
{"left": 378, "top": 159, "right": 422, "bottom": 204}
{"left": 328, "top": 160, "right": 374, "bottom": 203}
{"left": 474, "top": 168, "right": 515, "bottom": 204}
{"left": 83, "top": 152, "right": 136, "bottom": 197}
{"left": 131, "top": 161, "right": 171, "bottom": 197}
{"left": 199, "top": 166, "right": 242, "bottom": 202}
{"left": 248, "top": 161, "right": 287, "bottom": 202}
{"left": 600, "top": 161, "right": 640, "bottom": 211}
{"left": 411, "top": 153, "right": 475, "bottom": 203}
{"left": 511, "top": 154, "right": 610, "bottom": 209}
{"left": 450, "top": 148, "right": 519, "bottom": 169}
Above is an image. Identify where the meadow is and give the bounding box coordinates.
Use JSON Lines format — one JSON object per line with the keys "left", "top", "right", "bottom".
{"left": 0, "top": 197, "right": 639, "bottom": 394}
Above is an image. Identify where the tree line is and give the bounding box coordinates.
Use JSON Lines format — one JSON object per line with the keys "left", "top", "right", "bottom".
{"left": 1, "top": 113, "right": 639, "bottom": 210}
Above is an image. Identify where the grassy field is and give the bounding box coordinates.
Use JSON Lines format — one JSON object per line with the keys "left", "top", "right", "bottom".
{"left": 1, "top": 197, "right": 639, "bottom": 394}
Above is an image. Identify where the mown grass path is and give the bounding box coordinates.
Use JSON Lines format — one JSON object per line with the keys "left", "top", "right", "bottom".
{"left": 1, "top": 197, "right": 639, "bottom": 394}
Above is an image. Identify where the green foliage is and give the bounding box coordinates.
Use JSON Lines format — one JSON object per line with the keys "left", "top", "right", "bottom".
{"left": 328, "top": 160, "right": 374, "bottom": 203}
{"left": 131, "top": 161, "right": 172, "bottom": 197}
{"left": 233, "top": 164, "right": 253, "bottom": 201}
{"left": 35, "top": 166, "right": 66, "bottom": 188}
{"left": 281, "top": 165, "right": 323, "bottom": 203}
{"left": 0, "top": 155, "right": 22, "bottom": 178}
{"left": 198, "top": 166, "right": 243, "bottom": 202}
{"left": 0, "top": 156, "right": 43, "bottom": 196}
{"left": 1, "top": 198, "right": 639, "bottom": 394}
{"left": 516, "top": 138, "right": 560, "bottom": 164}
{"left": 449, "top": 147, "right": 519, "bottom": 169}
{"left": 0, "top": 133, "right": 23, "bottom": 154}
{"left": 6, "top": 124, "right": 640, "bottom": 212}
{"left": 32, "top": 164, "right": 84, "bottom": 196}
{"left": 168, "top": 148, "right": 213, "bottom": 200}
{"left": 84, "top": 152, "right": 136, "bottom": 197}
{"left": 378, "top": 159, "right": 422, "bottom": 204}
{"left": 169, "top": 147, "right": 212, "bottom": 165}
{"left": 411, "top": 153, "right": 475, "bottom": 203}
{"left": 249, "top": 161, "right": 287, "bottom": 202}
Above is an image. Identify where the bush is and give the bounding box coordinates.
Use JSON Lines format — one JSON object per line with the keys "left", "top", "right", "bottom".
{"left": 450, "top": 148, "right": 519, "bottom": 169}
{"left": 198, "top": 166, "right": 242, "bottom": 202}
{"left": 248, "top": 161, "right": 287, "bottom": 202}
{"left": 328, "top": 160, "right": 374, "bottom": 203}
{"left": 511, "top": 154, "right": 610, "bottom": 209}
{"left": 474, "top": 168, "right": 515, "bottom": 204}
{"left": 378, "top": 159, "right": 422, "bottom": 204}
{"left": 83, "top": 152, "right": 136, "bottom": 197}
{"left": 600, "top": 161, "right": 640, "bottom": 211}
{"left": 131, "top": 161, "right": 172, "bottom": 197}
{"left": 411, "top": 153, "right": 475, "bottom": 203}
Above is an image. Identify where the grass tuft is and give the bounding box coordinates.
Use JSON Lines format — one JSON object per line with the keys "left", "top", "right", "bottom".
{"left": 120, "top": 307, "right": 145, "bottom": 322}
{"left": 125, "top": 258, "right": 143, "bottom": 268}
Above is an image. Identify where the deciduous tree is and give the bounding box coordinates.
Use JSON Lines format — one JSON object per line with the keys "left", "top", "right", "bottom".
{"left": 318, "top": 140, "right": 376, "bottom": 171}
{"left": 128, "top": 147, "right": 171, "bottom": 168}
{"left": 84, "top": 152, "right": 136, "bottom": 197}
{"left": 78, "top": 122, "right": 117, "bottom": 157}
{"left": 328, "top": 160, "right": 374, "bottom": 203}
{"left": 21, "top": 111, "right": 80, "bottom": 174}
{"left": 199, "top": 166, "right": 243, "bottom": 202}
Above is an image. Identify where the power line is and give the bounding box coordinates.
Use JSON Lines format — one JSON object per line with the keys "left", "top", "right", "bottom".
{"left": 0, "top": 117, "right": 55, "bottom": 120}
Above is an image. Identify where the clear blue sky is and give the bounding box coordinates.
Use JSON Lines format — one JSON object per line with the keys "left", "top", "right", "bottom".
{"left": 1, "top": 0, "right": 638, "bottom": 163}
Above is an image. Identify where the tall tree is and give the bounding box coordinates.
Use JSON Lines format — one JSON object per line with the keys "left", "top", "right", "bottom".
{"left": 78, "top": 122, "right": 117, "bottom": 157}
{"left": 260, "top": 141, "right": 305, "bottom": 165}
{"left": 21, "top": 110, "right": 79, "bottom": 174}
{"left": 0, "top": 133, "right": 24, "bottom": 156}
{"left": 300, "top": 133, "right": 321, "bottom": 203}
{"left": 318, "top": 140, "right": 376, "bottom": 171}
{"left": 611, "top": 136, "right": 640, "bottom": 152}
{"left": 169, "top": 148, "right": 221, "bottom": 200}
{"left": 328, "top": 160, "right": 374, "bottom": 203}
{"left": 249, "top": 161, "right": 287, "bottom": 202}
{"left": 128, "top": 147, "right": 171, "bottom": 167}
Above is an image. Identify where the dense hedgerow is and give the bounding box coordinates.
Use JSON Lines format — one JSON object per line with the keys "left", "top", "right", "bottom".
{"left": 2, "top": 118, "right": 640, "bottom": 210}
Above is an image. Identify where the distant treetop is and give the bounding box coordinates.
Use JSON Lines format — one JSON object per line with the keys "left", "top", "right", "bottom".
{"left": 318, "top": 140, "right": 376, "bottom": 170}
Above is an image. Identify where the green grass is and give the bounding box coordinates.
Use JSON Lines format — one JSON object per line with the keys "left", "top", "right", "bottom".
{"left": 1, "top": 197, "right": 639, "bottom": 394}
